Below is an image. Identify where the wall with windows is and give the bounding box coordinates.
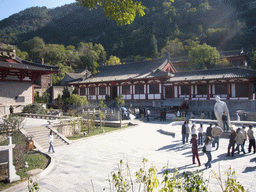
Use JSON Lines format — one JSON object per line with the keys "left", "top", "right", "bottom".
{"left": 77, "top": 79, "right": 254, "bottom": 101}
{"left": 78, "top": 81, "right": 163, "bottom": 101}
{"left": 167, "top": 80, "right": 252, "bottom": 101}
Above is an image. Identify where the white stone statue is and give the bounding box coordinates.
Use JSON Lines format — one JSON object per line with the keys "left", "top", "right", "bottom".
{"left": 214, "top": 96, "right": 230, "bottom": 130}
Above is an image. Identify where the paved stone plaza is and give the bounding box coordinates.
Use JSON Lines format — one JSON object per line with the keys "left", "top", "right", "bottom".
{"left": 3, "top": 118, "right": 256, "bottom": 192}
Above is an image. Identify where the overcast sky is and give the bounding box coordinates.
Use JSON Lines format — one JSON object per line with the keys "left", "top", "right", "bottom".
{"left": 0, "top": 0, "right": 76, "bottom": 21}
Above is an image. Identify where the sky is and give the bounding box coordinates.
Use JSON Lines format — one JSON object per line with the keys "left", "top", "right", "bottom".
{"left": 0, "top": 0, "right": 76, "bottom": 21}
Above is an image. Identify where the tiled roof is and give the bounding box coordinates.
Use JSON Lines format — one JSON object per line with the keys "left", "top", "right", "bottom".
{"left": 67, "top": 73, "right": 85, "bottom": 79}
{"left": 219, "top": 49, "right": 248, "bottom": 58}
{"left": 0, "top": 57, "right": 59, "bottom": 72}
{"left": 66, "top": 70, "right": 91, "bottom": 79}
{"left": 72, "top": 54, "right": 172, "bottom": 84}
{"left": 169, "top": 49, "right": 248, "bottom": 64}
{"left": 167, "top": 67, "right": 256, "bottom": 82}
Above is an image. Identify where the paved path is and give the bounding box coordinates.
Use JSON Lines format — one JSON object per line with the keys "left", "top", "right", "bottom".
{"left": 4, "top": 119, "right": 256, "bottom": 192}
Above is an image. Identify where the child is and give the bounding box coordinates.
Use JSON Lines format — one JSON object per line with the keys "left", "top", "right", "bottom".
{"left": 191, "top": 134, "right": 201, "bottom": 166}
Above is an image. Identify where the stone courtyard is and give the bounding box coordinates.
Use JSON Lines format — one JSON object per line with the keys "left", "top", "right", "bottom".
{"left": 2, "top": 118, "right": 256, "bottom": 192}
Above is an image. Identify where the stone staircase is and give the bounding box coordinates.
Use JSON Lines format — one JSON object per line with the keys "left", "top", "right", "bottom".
{"left": 22, "top": 125, "right": 70, "bottom": 151}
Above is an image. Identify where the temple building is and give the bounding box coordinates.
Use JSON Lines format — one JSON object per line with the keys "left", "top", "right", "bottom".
{"left": 0, "top": 49, "right": 59, "bottom": 115}
{"left": 70, "top": 51, "right": 256, "bottom": 113}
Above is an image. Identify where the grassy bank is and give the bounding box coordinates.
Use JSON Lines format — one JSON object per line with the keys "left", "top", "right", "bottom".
{"left": 0, "top": 151, "right": 50, "bottom": 191}
{"left": 67, "top": 126, "right": 124, "bottom": 140}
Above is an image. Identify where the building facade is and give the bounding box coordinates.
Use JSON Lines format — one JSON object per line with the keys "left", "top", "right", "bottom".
{"left": 0, "top": 49, "right": 59, "bottom": 115}
{"left": 70, "top": 52, "right": 256, "bottom": 108}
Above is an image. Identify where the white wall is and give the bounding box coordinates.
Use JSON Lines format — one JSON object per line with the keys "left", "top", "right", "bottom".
{"left": 0, "top": 81, "right": 33, "bottom": 115}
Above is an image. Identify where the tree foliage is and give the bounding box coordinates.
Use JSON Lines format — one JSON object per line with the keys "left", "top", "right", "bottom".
{"left": 186, "top": 43, "right": 220, "bottom": 71}
{"left": 161, "top": 38, "right": 184, "bottom": 56}
{"left": 105, "top": 55, "right": 121, "bottom": 65}
{"left": 77, "top": 42, "right": 106, "bottom": 73}
{"left": 67, "top": 94, "right": 88, "bottom": 106}
{"left": 75, "top": 0, "right": 149, "bottom": 25}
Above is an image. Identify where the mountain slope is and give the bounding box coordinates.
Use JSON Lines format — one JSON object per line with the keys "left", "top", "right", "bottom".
{"left": 0, "top": 0, "right": 254, "bottom": 59}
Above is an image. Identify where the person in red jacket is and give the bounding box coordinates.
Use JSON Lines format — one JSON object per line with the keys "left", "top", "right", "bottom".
{"left": 191, "top": 134, "right": 201, "bottom": 166}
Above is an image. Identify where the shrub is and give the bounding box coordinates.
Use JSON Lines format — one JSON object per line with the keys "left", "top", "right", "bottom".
{"left": 107, "top": 159, "right": 246, "bottom": 192}
{"left": 22, "top": 103, "right": 47, "bottom": 114}
{"left": 173, "top": 117, "right": 186, "bottom": 121}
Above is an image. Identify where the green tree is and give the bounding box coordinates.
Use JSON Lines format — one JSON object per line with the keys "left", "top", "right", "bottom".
{"left": 21, "top": 37, "right": 45, "bottom": 62}
{"left": 161, "top": 38, "right": 184, "bottom": 57}
{"left": 116, "top": 95, "right": 125, "bottom": 128}
{"left": 186, "top": 43, "right": 220, "bottom": 71}
{"left": 251, "top": 50, "right": 256, "bottom": 69}
{"left": 52, "top": 63, "right": 74, "bottom": 85}
{"left": 1, "top": 43, "right": 29, "bottom": 60}
{"left": 62, "top": 87, "right": 71, "bottom": 103}
{"left": 105, "top": 55, "right": 121, "bottom": 65}
{"left": 76, "top": 0, "right": 148, "bottom": 25}
{"left": 98, "top": 99, "right": 106, "bottom": 128}
{"left": 150, "top": 34, "right": 159, "bottom": 58}
{"left": 68, "top": 94, "right": 88, "bottom": 106}
{"left": 40, "top": 44, "right": 66, "bottom": 64}
{"left": 77, "top": 42, "right": 106, "bottom": 73}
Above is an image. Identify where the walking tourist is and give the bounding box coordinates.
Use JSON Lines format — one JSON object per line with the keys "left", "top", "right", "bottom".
{"left": 191, "top": 134, "right": 201, "bottom": 166}
{"left": 9, "top": 105, "right": 14, "bottom": 115}
{"left": 185, "top": 120, "right": 190, "bottom": 143}
{"left": 222, "top": 111, "right": 229, "bottom": 132}
{"left": 160, "top": 110, "right": 164, "bottom": 121}
{"left": 182, "top": 121, "right": 187, "bottom": 144}
{"left": 197, "top": 123, "right": 203, "bottom": 146}
{"left": 146, "top": 109, "right": 151, "bottom": 122}
{"left": 163, "top": 108, "right": 167, "bottom": 121}
{"left": 211, "top": 124, "right": 223, "bottom": 150}
{"left": 48, "top": 130, "right": 55, "bottom": 153}
{"left": 236, "top": 128, "right": 246, "bottom": 154}
{"left": 191, "top": 123, "right": 197, "bottom": 137}
{"left": 206, "top": 123, "right": 213, "bottom": 137}
{"left": 247, "top": 124, "right": 255, "bottom": 154}
{"left": 234, "top": 112, "right": 240, "bottom": 121}
{"left": 204, "top": 136, "right": 214, "bottom": 168}
{"left": 227, "top": 128, "right": 236, "bottom": 157}
{"left": 241, "top": 125, "right": 247, "bottom": 146}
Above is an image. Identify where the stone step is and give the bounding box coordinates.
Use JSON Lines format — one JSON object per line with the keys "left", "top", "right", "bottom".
{"left": 23, "top": 125, "right": 69, "bottom": 151}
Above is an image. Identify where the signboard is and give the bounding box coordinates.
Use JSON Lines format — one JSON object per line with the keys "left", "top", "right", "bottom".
{"left": 0, "top": 150, "right": 8, "bottom": 165}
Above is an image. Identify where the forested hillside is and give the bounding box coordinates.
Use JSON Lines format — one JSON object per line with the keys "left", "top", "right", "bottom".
{"left": 0, "top": 0, "right": 256, "bottom": 84}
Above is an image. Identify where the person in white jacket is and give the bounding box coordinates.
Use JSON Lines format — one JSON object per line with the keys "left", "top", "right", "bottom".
{"left": 204, "top": 136, "right": 214, "bottom": 168}
{"left": 48, "top": 130, "right": 55, "bottom": 153}
{"left": 236, "top": 128, "right": 245, "bottom": 154}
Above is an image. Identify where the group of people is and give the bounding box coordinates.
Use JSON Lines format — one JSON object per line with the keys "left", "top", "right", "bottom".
{"left": 134, "top": 107, "right": 151, "bottom": 121}
{"left": 182, "top": 121, "right": 255, "bottom": 169}
{"left": 160, "top": 109, "right": 167, "bottom": 121}
{"left": 182, "top": 121, "right": 221, "bottom": 168}
{"left": 181, "top": 120, "right": 204, "bottom": 145}
{"left": 227, "top": 124, "right": 255, "bottom": 156}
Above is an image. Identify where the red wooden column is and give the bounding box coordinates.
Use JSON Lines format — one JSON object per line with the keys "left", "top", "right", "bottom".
{"left": 96, "top": 84, "right": 98, "bottom": 101}
{"left": 131, "top": 81, "right": 134, "bottom": 100}
{"left": 32, "top": 84, "right": 34, "bottom": 103}
{"left": 145, "top": 80, "right": 148, "bottom": 100}
{"left": 207, "top": 82, "right": 210, "bottom": 100}
{"left": 161, "top": 80, "right": 164, "bottom": 100}
{"left": 227, "top": 82, "right": 230, "bottom": 100}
